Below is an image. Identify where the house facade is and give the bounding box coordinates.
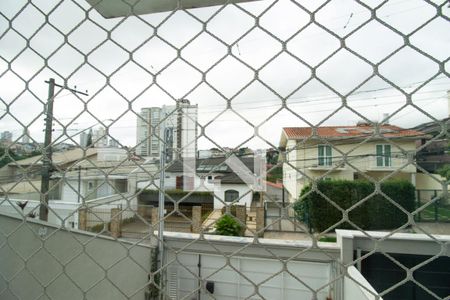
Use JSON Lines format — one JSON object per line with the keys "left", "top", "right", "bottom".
{"left": 279, "top": 123, "right": 427, "bottom": 201}
{"left": 57, "top": 148, "right": 149, "bottom": 203}
{"left": 138, "top": 156, "right": 256, "bottom": 209}
{"left": 413, "top": 117, "right": 450, "bottom": 173}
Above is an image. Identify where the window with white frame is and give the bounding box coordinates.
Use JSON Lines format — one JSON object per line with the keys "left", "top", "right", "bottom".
{"left": 318, "top": 145, "right": 332, "bottom": 166}
{"left": 376, "top": 144, "right": 392, "bottom": 167}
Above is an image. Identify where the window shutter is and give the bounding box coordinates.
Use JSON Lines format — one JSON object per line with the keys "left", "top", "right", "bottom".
{"left": 376, "top": 145, "right": 383, "bottom": 166}
{"left": 318, "top": 145, "right": 324, "bottom": 166}
{"left": 384, "top": 145, "right": 391, "bottom": 166}
{"left": 326, "top": 146, "right": 332, "bottom": 165}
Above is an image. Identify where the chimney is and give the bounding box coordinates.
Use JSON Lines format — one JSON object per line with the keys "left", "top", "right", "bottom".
{"left": 382, "top": 113, "right": 390, "bottom": 125}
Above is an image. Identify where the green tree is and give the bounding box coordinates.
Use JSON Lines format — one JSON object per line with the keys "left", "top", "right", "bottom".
{"left": 0, "top": 147, "right": 41, "bottom": 168}
{"left": 0, "top": 147, "right": 18, "bottom": 168}
{"left": 437, "top": 164, "right": 450, "bottom": 180}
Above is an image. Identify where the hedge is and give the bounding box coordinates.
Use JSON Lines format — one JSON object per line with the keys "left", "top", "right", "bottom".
{"left": 294, "top": 179, "right": 415, "bottom": 232}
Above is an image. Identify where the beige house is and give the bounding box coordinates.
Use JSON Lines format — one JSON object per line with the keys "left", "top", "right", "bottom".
{"left": 0, "top": 148, "right": 98, "bottom": 184}
{"left": 0, "top": 147, "right": 150, "bottom": 202}
{"left": 279, "top": 123, "right": 428, "bottom": 201}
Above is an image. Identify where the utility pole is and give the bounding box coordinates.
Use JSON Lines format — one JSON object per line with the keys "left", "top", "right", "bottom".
{"left": 39, "top": 78, "right": 88, "bottom": 221}
{"left": 176, "top": 100, "right": 182, "bottom": 160}
{"left": 77, "top": 166, "right": 81, "bottom": 204}
{"left": 157, "top": 127, "right": 170, "bottom": 300}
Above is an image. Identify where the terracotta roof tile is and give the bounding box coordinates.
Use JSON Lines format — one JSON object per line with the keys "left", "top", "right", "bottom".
{"left": 283, "top": 125, "right": 426, "bottom": 139}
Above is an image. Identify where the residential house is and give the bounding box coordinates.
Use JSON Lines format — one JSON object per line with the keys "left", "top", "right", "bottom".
{"left": 59, "top": 159, "right": 129, "bottom": 203}
{"left": 411, "top": 117, "right": 450, "bottom": 205}
{"left": 139, "top": 156, "right": 257, "bottom": 209}
{"left": 0, "top": 148, "right": 97, "bottom": 200}
{"left": 279, "top": 122, "right": 428, "bottom": 201}
{"left": 413, "top": 117, "right": 450, "bottom": 173}
{"left": 0, "top": 147, "right": 157, "bottom": 228}
{"left": 57, "top": 148, "right": 160, "bottom": 202}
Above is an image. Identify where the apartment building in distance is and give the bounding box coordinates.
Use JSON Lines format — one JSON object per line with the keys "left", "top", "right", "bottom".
{"left": 136, "top": 100, "right": 198, "bottom": 161}
{"left": 0, "top": 131, "right": 12, "bottom": 145}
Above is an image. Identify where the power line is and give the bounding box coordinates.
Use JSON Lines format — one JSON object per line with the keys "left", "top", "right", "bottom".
{"left": 47, "top": 93, "right": 448, "bottom": 130}
{"left": 52, "top": 80, "right": 449, "bottom": 124}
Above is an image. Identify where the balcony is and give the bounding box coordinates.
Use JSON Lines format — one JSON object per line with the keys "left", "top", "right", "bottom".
{"left": 308, "top": 164, "right": 347, "bottom": 171}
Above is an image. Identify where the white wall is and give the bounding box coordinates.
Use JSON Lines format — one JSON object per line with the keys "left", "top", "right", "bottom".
{"left": 283, "top": 140, "right": 299, "bottom": 201}
{"left": 0, "top": 199, "right": 80, "bottom": 228}
{"left": 416, "top": 172, "right": 448, "bottom": 190}
{"left": 62, "top": 178, "right": 128, "bottom": 203}
{"left": 61, "top": 179, "right": 83, "bottom": 203}
{"left": 213, "top": 183, "right": 253, "bottom": 209}
{"left": 344, "top": 266, "right": 381, "bottom": 300}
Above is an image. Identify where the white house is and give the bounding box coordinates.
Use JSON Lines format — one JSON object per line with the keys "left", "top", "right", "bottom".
{"left": 279, "top": 122, "right": 428, "bottom": 202}
{"left": 139, "top": 156, "right": 257, "bottom": 209}
{"left": 0, "top": 148, "right": 156, "bottom": 228}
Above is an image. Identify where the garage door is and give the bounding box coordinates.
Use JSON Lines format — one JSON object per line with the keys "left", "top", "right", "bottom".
{"left": 167, "top": 252, "right": 332, "bottom": 300}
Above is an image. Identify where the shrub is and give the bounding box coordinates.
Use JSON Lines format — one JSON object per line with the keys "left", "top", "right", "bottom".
{"left": 294, "top": 179, "right": 415, "bottom": 232}
{"left": 215, "top": 214, "right": 242, "bottom": 236}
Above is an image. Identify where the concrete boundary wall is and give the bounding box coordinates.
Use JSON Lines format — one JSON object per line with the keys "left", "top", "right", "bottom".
{"left": 0, "top": 212, "right": 151, "bottom": 300}
{"left": 336, "top": 229, "right": 450, "bottom": 265}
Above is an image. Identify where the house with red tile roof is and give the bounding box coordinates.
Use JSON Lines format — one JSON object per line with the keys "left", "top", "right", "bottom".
{"left": 279, "top": 122, "right": 429, "bottom": 202}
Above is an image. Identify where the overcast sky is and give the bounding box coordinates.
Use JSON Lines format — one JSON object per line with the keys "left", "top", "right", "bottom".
{"left": 0, "top": 0, "right": 449, "bottom": 150}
